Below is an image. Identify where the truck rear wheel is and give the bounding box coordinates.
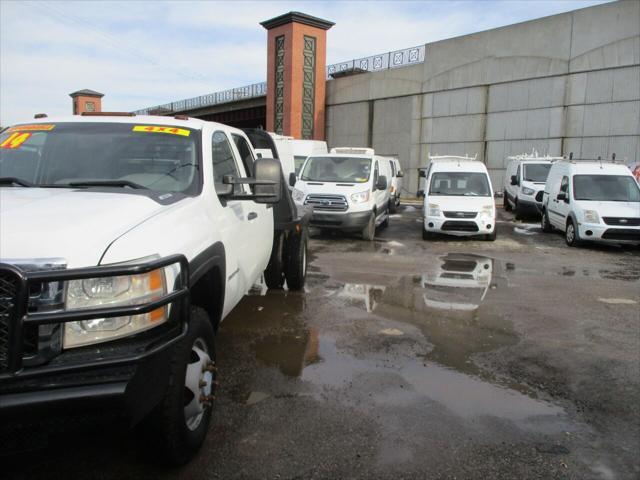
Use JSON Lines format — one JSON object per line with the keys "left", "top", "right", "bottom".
{"left": 265, "top": 232, "right": 285, "bottom": 289}
{"left": 285, "top": 230, "right": 307, "bottom": 290}
{"left": 145, "top": 307, "right": 217, "bottom": 466}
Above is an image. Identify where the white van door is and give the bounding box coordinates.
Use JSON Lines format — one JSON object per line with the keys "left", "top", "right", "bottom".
{"left": 548, "top": 175, "right": 571, "bottom": 229}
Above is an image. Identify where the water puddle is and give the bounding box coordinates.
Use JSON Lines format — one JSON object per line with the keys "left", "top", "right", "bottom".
{"left": 219, "top": 251, "right": 570, "bottom": 433}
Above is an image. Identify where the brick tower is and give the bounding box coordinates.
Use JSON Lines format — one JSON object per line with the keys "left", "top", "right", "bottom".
{"left": 261, "top": 12, "right": 334, "bottom": 140}
{"left": 69, "top": 89, "right": 104, "bottom": 115}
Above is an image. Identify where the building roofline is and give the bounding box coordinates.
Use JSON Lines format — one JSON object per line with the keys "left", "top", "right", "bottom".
{"left": 260, "top": 11, "right": 334, "bottom": 31}
{"left": 69, "top": 89, "right": 104, "bottom": 98}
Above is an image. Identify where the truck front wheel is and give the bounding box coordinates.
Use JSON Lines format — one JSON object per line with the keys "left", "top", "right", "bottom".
{"left": 145, "top": 307, "right": 217, "bottom": 465}
{"left": 285, "top": 230, "right": 307, "bottom": 290}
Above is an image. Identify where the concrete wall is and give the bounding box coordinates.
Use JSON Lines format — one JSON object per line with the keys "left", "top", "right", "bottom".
{"left": 325, "top": 0, "right": 640, "bottom": 194}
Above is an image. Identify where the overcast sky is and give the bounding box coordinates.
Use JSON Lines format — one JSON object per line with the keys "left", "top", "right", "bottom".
{"left": 0, "top": 0, "right": 610, "bottom": 125}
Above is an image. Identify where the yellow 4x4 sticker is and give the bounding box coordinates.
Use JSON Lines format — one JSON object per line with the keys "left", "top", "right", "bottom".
{"left": 132, "top": 125, "right": 190, "bottom": 137}
{"left": 6, "top": 124, "right": 55, "bottom": 132}
{"left": 1, "top": 132, "right": 32, "bottom": 149}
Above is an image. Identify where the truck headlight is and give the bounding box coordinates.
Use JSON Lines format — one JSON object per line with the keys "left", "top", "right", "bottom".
{"left": 583, "top": 209, "right": 600, "bottom": 224}
{"left": 63, "top": 267, "right": 172, "bottom": 349}
{"left": 522, "top": 187, "right": 535, "bottom": 196}
{"left": 292, "top": 188, "right": 305, "bottom": 203}
{"left": 351, "top": 190, "right": 370, "bottom": 204}
{"left": 428, "top": 203, "right": 440, "bottom": 217}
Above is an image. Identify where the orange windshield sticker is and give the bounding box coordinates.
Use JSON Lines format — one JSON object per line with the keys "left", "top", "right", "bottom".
{"left": 1, "top": 132, "right": 32, "bottom": 149}
{"left": 132, "top": 125, "right": 190, "bottom": 137}
{"left": 7, "top": 124, "right": 55, "bottom": 132}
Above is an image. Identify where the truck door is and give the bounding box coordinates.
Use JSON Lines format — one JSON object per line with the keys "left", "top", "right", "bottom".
{"left": 211, "top": 130, "right": 255, "bottom": 297}
{"left": 230, "top": 133, "right": 272, "bottom": 281}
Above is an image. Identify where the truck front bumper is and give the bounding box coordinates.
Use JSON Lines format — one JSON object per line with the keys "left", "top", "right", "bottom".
{"left": 0, "top": 255, "right": 189, "bottom": 431}
{"left": 309, "top": 210, "right": 372, "bottom": 232}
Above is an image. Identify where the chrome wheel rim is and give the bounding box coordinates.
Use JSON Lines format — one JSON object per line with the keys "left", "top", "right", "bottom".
{"left": 184, "top": 337, "right": 214, "bottom": 431}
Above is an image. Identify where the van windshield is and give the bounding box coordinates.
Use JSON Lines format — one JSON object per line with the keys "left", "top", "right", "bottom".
{"left": 294, "top": 155, "right": 307, "bottom": 175}
{"left": 301, "top": 156, "right": 371, "bottom": 183}
{"left": 523, "top": 163, "right": 551, "bottom": 182}
{"left": 0, "top": 122, "right": 200, "bottom": 194}
{"left": 573, "top": 175, "right": 640, "bottom": 202}
{"left": 429, "top": 172, "right": 491, "bottom": 196}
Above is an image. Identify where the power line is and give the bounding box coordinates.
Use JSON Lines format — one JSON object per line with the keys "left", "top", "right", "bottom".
{"left": 17, "top": 1, "right": 211, "bottom": 84}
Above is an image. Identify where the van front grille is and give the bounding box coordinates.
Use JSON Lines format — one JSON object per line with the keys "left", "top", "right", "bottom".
{"left": 305, "top": 194, "right": 348, "bottom": 212}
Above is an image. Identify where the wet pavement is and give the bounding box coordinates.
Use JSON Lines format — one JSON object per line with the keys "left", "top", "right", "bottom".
{"left": 4, "top": 204, "right": 640, "bottom": 479}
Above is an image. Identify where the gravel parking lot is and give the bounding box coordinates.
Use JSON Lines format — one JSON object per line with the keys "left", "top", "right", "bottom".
{"left": 5, "top": 203, "right": 639, "bottom": 480}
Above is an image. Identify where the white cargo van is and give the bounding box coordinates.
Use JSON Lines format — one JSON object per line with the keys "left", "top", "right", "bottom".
{"left": 503, "top": 151, "right": 562, "bottom": 217}
{"left": 420, "top": 155, "right": 496, "bottom": 241}
{"left": 290, "top": 139, "right": 328, "bottom": 175}
{"left": 541, "top": 160, "right": 640, "bottom": 246}
{"left": 292, "top": 147, "right": 391, "bottom": 240}
{"left": 387, "top": 157, "right": 404, "bottom": 213}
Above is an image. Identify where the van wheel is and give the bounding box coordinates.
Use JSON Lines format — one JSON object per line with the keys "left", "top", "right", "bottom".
{"left": 422, "top": 227, "right": 433, "bottom": 240}
{"left": 265, "top": 232, "right": 285, "bottom": 288}
{"left": 389, "top": 199, "right": 397, "bottom": 214}
{"left": 541, "top": 209, "right": 552, "bottom": 232}
{"left": 362, "top": 212, "right": 376, "bottom": 241}
{"left": 285, "top": 230, "right": 307, "bottom": 291}
{"left": 380, "top": 212, "right": 389, "bottom": 229}
{"left": 565, "top": 219, "right": 580, "bottom": 247}
{"left": 513, "top": 199, "right": 521, "bottom": 220}
{"left": 144, "top": 307, "right": 216, "bottom": 466}
{"left": 503, "top": 192, "right": 511, "bottom": 211}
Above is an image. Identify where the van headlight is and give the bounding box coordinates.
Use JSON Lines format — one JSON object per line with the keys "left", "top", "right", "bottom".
{"left": 63, "top": 266, "right": 173, "bottom": 349}
{"left": 583, "top": 210, "right": 600, "bottom": 224}
{"left": 428, "top": 203, "right": 440, "bottom": 217}
{"left": 480, "top": 205, "right": 494, "bottom": 218}
{"left": 522, "top": 187, "right": 535, "bottom": 196}
{"left": 351, "top": 190, "right": 370, "bottom": 204}
{"left": 292, "top": 188, "right": 305, "bottom": 203}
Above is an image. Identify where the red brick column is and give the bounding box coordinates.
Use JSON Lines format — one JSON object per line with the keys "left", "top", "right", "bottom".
{"left": 261, "top": 12, "right": 333, "bottom": 140}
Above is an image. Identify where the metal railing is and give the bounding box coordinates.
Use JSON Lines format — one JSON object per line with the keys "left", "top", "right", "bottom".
{"left": 326, "top": 45, "right": 425, "bottom": 78}
{"left": 133, "top": 81, "right": 267, "bottom": 115}
{"left": 133, "top": 44, "right": 426, "bottom": 115}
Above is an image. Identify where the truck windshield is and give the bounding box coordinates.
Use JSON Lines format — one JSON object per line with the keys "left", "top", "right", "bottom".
{"left": 301, "top": 156, "right": 371, "bottom": 183}
{"left": 573, "top": 175, "right": 640, "bottom": 202}
{"left": 429, "top": 172, "right": 491, "bottom": 196}
{"left": 0, "top": 122, "right": 200, "bottom": 194}
{"left": 523, "top": 163, "right": 551, "bottom": 182}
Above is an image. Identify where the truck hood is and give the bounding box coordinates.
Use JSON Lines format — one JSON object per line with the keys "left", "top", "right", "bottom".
{"left": 0, "top": 188, "right": 170, "bottom": 268}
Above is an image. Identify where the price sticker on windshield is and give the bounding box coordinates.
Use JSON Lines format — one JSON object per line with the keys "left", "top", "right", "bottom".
{"left": 132, "top": 125, "right": 190, "bottom": 137}
{"left": 6, "top": 124, "right": 55, "bottom": 132}
{"left": 1, "top": 132, "right": 32, "bottom": 149}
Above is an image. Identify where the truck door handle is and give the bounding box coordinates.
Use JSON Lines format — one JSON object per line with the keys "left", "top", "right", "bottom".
{"left": 247, "top": 212, "right": 258, "bottom": 220}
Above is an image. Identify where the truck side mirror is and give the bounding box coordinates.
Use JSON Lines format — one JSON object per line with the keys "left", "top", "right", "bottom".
{"left": 397, "top": 171, "right": 404, "bottom": 178}
{"left": 419, "top": 170, "right": 426, "bottom": 178}
{"left": 220, "top": 158, "right": 282, "bottom": 204}
{"left": 376, "top": 175, "right": 388, "bottom": 191}
{"left": 289, "top": 172, "right": 297, "bottom": 187}
{"left": 510, "top": 175, "right": 519, "bottom": 186}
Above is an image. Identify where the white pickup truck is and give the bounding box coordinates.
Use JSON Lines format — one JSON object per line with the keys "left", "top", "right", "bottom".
{"left": 0, "top": 114, "right": 308, "bottom": 464}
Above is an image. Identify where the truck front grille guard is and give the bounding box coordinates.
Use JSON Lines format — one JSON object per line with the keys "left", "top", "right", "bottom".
{"left": 0, "top": 255, "right": 189, "bottom": 379}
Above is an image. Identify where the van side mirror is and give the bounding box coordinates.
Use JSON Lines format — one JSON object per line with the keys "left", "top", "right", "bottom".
{"left": 510, "top": 175, "right": 519, "bottom": 186}
{"left": 419, "top": 170, "right": 426, "bottom": 178}
{"left": 289, "top": 172, "right": 297, "bottom": 187}
{"left": 397, "top": 171, "right": 404, "bottom": 178}
{"left": 376, "top": 175, "right": 388, "bottom": 191}
{"left": 417, "top": 189, "right": 425, "bottom": 198}
{"left": 220, "top": 158, "right": 282, "bottom": 204}
{"left": 556, "top": 191, "right": 567, "bottom": 202}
